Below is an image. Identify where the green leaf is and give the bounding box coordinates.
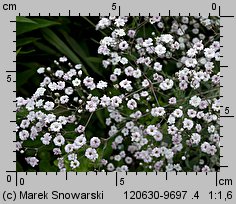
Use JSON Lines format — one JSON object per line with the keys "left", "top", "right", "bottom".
{"left": 16, "top": 48, "right": 21, "bottom": 56}
{"left": 16, "top": 161, "right": 24, "bottom": 172}
{"left": 60, "top": 30, "right": 102, "bottom": 76}
{"left": 41, "top": 28, "right": 85, "bottom": 72}
{"left": 95, "top": 109, "right": 106, "bottom": 128}
{"left": 16, "top": 17, "right": 37, "bottom": 24}
{"left": 17, "top": 18, "right": 60, "bottom": 36}
{"left": 34, "top": 41, "right": 59, "bottom": 56}
{"left": 16, "top": 69, "right": 35, "bottom": 87}
{"left": 16, "top": 37, "right": 40, "bottom": 47}
{"left": 17, "top": 49, "right": 36, "bottom": 55}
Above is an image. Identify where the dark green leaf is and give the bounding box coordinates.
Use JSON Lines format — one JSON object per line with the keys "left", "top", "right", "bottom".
{"left": 17, "top": 18, "right": 60, "bottom": 36}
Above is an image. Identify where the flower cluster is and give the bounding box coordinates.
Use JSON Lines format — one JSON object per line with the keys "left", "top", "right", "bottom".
{"left": 16, "top": 16, "right": 220, "bottom": 172}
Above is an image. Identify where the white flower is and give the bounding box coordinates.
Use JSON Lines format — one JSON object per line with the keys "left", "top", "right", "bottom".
{"left": 85, "top": 148, "right": 98, "bottom": 161}
{"left": 160, "top": 34, "right": 173, "bottom": 43}
{"left": 155, "top": 44, "right": 166, "bottom": 55}
{"left": 83, "top": 76, "right": 95, "bottom": 90}
{"left": 59, "top": 56, "right": 67, "bottom": 62}
{"left": 70, "top": 159, "right": 80, "bottom": 169}
{"left": 74, "top": 135, "right": 86, "bottom": 149}
{"left": 152, "top": 147, "right": 161, "bottom": 158}
{"left": 153, "top": 130, "right": 163, "bottom": 141}
{"left": 204, "top": 48, "right": 215, "bottom": 59}
{"left": 142, "top": 79, "right": 150, "bottom": 87}
{"left": 169, "top": 97, "right": 176, "bottom": 104}
{"left": 159, "top": 79, "right": 174, "bottom": 90}
{"left": 183, "top": 118, "right": 194, "bottom": 130}
{"left": 25, "top": 157, "right": 39, "bottom": 167}
{"left": 19, "top": 130, "right": 29, "bottom": 140}
{"left": 57, "top": 81, "right": 65, "bottom": 90}
{"left": 146, "top": 125, "right": 158, "bottom": 136}
{"left": 100, "top": 95, "right": 110, "bottom": 107}
{"left": 201, "top": 142, "right": 210, "bottom": 153}
{"left": 53, "top": 134, "right": 65, "bottom": 146}
{"left": 50, "top": 122, "right": 62, "bottom": 132}
{"left": 124, "top": 66, "right": 134, "bottom": 76}
{"left": 153, "top": 62, "right": 162, "bottom": 71}
{"left": 72, "top": 78, "right": 81, "bottom": 86}
{"left": 97, "top": 80, "right": 108, "bottom": 89}
{"left": 114, "top": 68, "right": 121, "bottom": 75}
{"left": 127, "top": 99, "right": 137, "bottom": 110}
{"left": 60, "top": 95, "right": 69, "bottom": 104}
{"left": 185, "top": 58, "right": 197, "bottom": 68}
{"left": 96, "top": 18, "right": 111, "bottom": 29}
{"left": 131, "top": 132, "right": 141, "bottom": 142}
{"left": 191, "top": 133, "right": 201, "bottom": 145}
{"left": 20, "top": 119, "right": 30, "bottom": 129}
{"left": 41, "top": 133, "right": 52, "bottom": 145}
{"left": 37, "top": 67, "right": 45, "bottom": 74}
{"left": 133, "top": 69, "right": 142, "bottom": 78}
{"left": 90, "top": 137, "right": 101, "bottom": 148}
{"left": 65, "top": 144, "right": 74, "bottom": 153}
{"left": 187, "top": 48, "right": 197, "bottom": 57}
{"left": 75, "top": 64, "right": 82, "bottom": 69}
{"left": 68, "top": 153, "right": 77, "bottom": 161}
{"left": 151, "top": 107, "right": 165, "bottom": 117}
{"left": 34, "top": 87, "right": 46, "bottom": 97}
{"left": 110, "top": 96, "right": 122, "bottom": 107}
{"left": 119, "top": 79, "right": 132, "bottom": 91}
{"left": 114, "top": 17, "right": 125, "bottom": 27}
{"left": 44, "top": 101, "right": 54, "bottom": 111}
{"left": 193, "top": 41, "right": 204, "bottom": 50}
{"left": 187, "top": 109, "right": 197, "bottom": 118}
{"left": 65, "top": 87, "right": 73, "bottom": 95}
{"left": 143, "top": 38, "right": 153, "bottom": 47}
{"left": 189, "top": 96, "right": 201, "bottom": 107}
{"left": 173, "top": 109, "right": 183, "bottom": 118}
{"left": 86, "top": 100, "right": 97, "bottom": 112}
{"left": 165, "top": 149, "right": 174, "bottom": 160}
{"left": 119, "top": 41, "right": 129, "bottom": 50}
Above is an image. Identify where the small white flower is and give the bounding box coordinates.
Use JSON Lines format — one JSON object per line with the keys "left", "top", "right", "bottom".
{"left": 70, "top": 159, "right": 80, "bottom": 169}
{"left": 191, "top": 133, "right": 201, "bottom": 145}
{"left": 44, "top": 101, "right": 54, "bottom": 111}
{"left": 153, "top": 62, "right": 162, "bottom": 71}
{"left": 19, "top": 130, "right": 29, "bottom": 140}
{"left": 127, "top": 99, "right": 137, "bottom": 110}
{"left": 72, "top": 78, "right": 81, "bottom": 86}
{"left": 119, "top": 41, "right": 129, "bottom": 50}
{"left": 65, "top": 144, "right": 74, "bottom": 153}
{"left": 85, "top": 148, "right": 98, "bottom": 161}
{"left": 155, "top": 44, "right": 166, "bottom": 55}
{"left": 204, "top": 48, "right": 215, "bottom": 59}
{"left": 159, "top": 79, "right": 174, "bottom": 90}
{"left": 60, "top": 95, "right": 69, "bottom": 104}
{"left": 74, "top": 135, "right": 86, "bottom": 149}
{"left": 183, "top": 118, "right": 194, "bottom": 130}
{"left": 160, "top": 34, "right": 173, "bottom": 43}
{"left": 90, "top": 137, "right": 101, "bottom": 148}
{"left": 146, "top": 125, "right": 158, "bottom": 136}
{"left": 37, "top": 67, "right": 45, "bottom": 74}
{"left": 151, "top": 107, "right": 165, "bottom": 117}
{"left": 53, "top": 134, "right": 65, "bottom": 146}
{"left": 97, "top": 80, "right": 108, "bottom": 89}
{"left": 50, "top": 122, "right": 62, "bottom": 132}
{"left": 25, "top": 157, "right": 39, "bottom": 167}
{"left": 142, "top": 79, "right": 150, "bottom": 87}
{"left": 110, "top": 96, "right": 122, "bottom": 107}
{"left": 41, "top": 133, "right": 52, "bottom": 145}
{"left": 189, "top": 96, "right": 201, "bottom": 107}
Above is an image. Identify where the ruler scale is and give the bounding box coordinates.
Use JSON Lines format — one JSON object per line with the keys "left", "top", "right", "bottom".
{"left": 0, "top": 0, "right": 235, "bottom": 203}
